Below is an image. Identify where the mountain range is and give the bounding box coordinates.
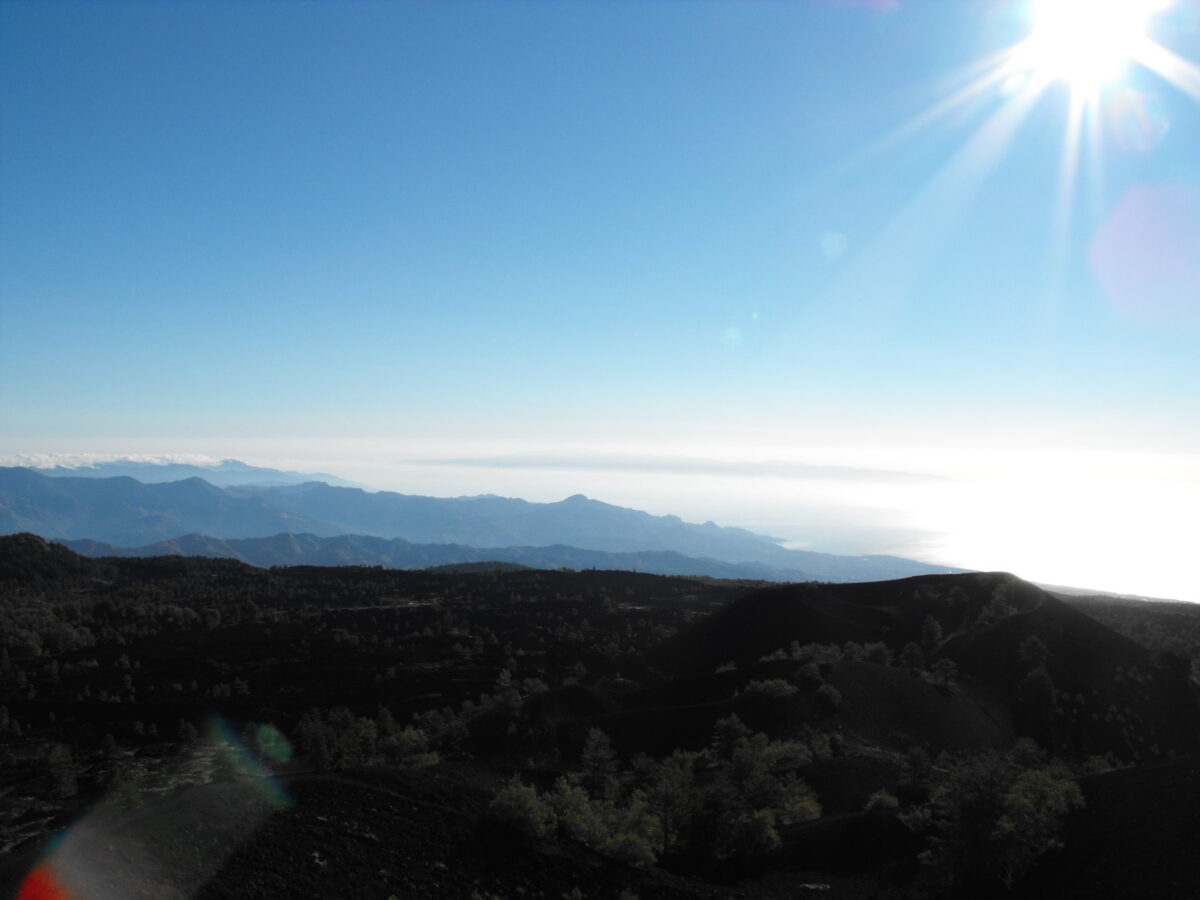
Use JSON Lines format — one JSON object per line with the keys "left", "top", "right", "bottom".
{"left": 17, "top": 457, "right": 361, "bottom": 488}
{"left": 0, "top": 466, "right": 963, "bottom": 583}
{"left": 60, "top": 532, "right": 817, "bottom": 581}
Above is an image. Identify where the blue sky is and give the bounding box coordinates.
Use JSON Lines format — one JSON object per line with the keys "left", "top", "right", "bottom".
{"left": 2, "top": 1, "right": 1199, "bottom": 597}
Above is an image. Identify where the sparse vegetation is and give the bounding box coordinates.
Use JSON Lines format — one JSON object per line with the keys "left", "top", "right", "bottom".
{"left": 1, "top": 539, "right": 1198, "bottom": 898}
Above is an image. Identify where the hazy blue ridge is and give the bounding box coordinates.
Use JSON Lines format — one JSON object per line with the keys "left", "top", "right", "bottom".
{"left": 25, "top": 458, "right": 362, "bottom": 489}
{"left": 58, "top": 533, "right": 813, "bottom": 581}
{"left": 0, "top": 468, "right": 341, "bottom": 546}
{"left": 225, "top": 482, "right": 790, "bottom": 562}
{"left": 58, "top": 532, "right": 966, "bottom": 583}
{"left": 1, "top": 467, "right": 964, "bottom": 581}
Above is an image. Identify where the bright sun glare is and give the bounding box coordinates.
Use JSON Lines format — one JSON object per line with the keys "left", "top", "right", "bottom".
{"left": 865, "top": 0, "right": 1200, "bottom": 285}
{"left": 1021, "top": 0, "right": 1167, "bottom": 91}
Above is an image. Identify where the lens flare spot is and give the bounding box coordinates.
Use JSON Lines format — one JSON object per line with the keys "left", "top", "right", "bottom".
{"left": 17, "top": 865, "right": 72, "bottom": 900}
{"left": 1106, "top": 89, "right": 1170, "bottom": 151}
{"left": 207, "top": 715, "right": 293, "bottom": 806}
{"left": 256, "top": 723, "right": 293, "bottom": 762}
{"left": 1090, "top": 184, "right": 1200, "bottom": 327}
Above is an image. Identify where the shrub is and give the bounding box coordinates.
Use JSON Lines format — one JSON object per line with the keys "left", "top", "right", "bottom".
{"left": 864, "top": 642, "right": 893, "bottom": 666}
{"left": 602, "top": 830, "right": 658, "bottom": 868}
{"left": 929, "top": 658, "right": 958, "bottom": 688}
{"left": 723, "top": 809, "right": 781, "bottom": 860}
{"left": 816, "top": 682, "right": 843, "bottom": 711}
{"left": 775, "top": 773, "right": 822, "bottom": 824}
{"left": 841, "top": 641, "right": 865, "bottom": 661}
{"left": 549, "top": 778, "right": 605, "bottom": 845}
{"left": 382, "top": 725, "right": 439, "bottom": 769}
{"left": 744, "top": 679, "right": 798, "bottom": 698}
{"left": 796, "top": 661, "right": 823, "bottom": 685}
{"left": 864, "top": 789, "right": 900, "bottom": 811}
{"left": 488, "top": 778, "right": 557, "bottom": 839}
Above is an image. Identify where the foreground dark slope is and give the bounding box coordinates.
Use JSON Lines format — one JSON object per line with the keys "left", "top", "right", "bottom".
{"left": 4, "top": 536, "right": 1199, "bottom": 899}
{"left": 1022, "top": 753, "right": 1200, "bottom": 899}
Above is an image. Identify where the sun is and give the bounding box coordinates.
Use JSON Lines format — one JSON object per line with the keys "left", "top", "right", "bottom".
{"left": 1018, "top": 0, "right": 1168, "bottom": 93}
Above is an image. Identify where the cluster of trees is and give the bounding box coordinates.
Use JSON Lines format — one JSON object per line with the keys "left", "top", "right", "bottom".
{"left": 296, "top": 706, "right": 438, "bottom": 771}
{"left": 901, "top": 740, "right": 1085, "bottom": 889}
{"left": 1069, "top": 596, "right": 1200, "bottom": 686}
{"left": 0, "top": 551, "right": 723, "bottom": 671}
{"left": 489, "top": 717, "right": 821, "bottom": 867}
{"left": 0, "top": 550, "right": 754, "bottom": 798}
{"left": 755, "top": 619, "right": 959, "bottom": 690}
{"left": 486, "top": 725, "right": 1088, "bottom": 886}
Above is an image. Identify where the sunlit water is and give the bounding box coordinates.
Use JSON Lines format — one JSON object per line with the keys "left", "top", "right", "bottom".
{"left": 315, "top": 446, "right": 1199, "bottom": 602}
{"left": 10, "top": 445, "right": 1194, "bottom": 601}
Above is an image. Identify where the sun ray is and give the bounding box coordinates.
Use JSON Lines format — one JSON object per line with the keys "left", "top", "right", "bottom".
{"left": 884, "top": 51, "right": 1032, "bottom": 143}
{"left": 1056, "top": 92, "right": 1086, "bottom": 235}
{"left": 1134, "top": 38, "right": 1200, "bottom": 100}
{"left": 829, "top": 50, "right": 1030, "bottom": 178}
{"left": 806, "top": 0, "right": 1196, "bottom": 345}
{"left": 1085, "top": 90, "right": 1107, "bottom": 215}
{"left": 795, "top": 77, "right": 1048, "bottom": 334}
{"left": 1041, "top": 89, "right": 1088, "bottom": 325}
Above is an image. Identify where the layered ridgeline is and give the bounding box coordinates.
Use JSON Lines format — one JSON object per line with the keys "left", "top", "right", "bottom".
{"left": 14, "top": 457, "right": 362, "bottom": 489}
{"left": 63, "top": 534, "right": 813, "bottom": 582}
{"left": 0, "top": 467, "right": 961, "bottom": 582}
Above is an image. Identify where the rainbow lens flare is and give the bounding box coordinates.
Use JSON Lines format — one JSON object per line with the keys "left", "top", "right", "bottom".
{"left": 17, "top": 716, "right": 293, "bottom": 899}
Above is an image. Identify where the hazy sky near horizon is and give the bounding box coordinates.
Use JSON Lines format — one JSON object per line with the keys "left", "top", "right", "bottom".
{"left": 2, "top": 1, "right": 1199, "bottom": 598}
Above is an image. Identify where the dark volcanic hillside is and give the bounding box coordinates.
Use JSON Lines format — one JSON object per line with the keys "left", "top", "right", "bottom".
{"left": 653, "top": 572, "right": 1200, "bottom": 759}
{"left": 3, "top": 537, "right": 1198, "bottom": 899}
{"left": 651, "top": 572, "right": 1031, "bottom": 674}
